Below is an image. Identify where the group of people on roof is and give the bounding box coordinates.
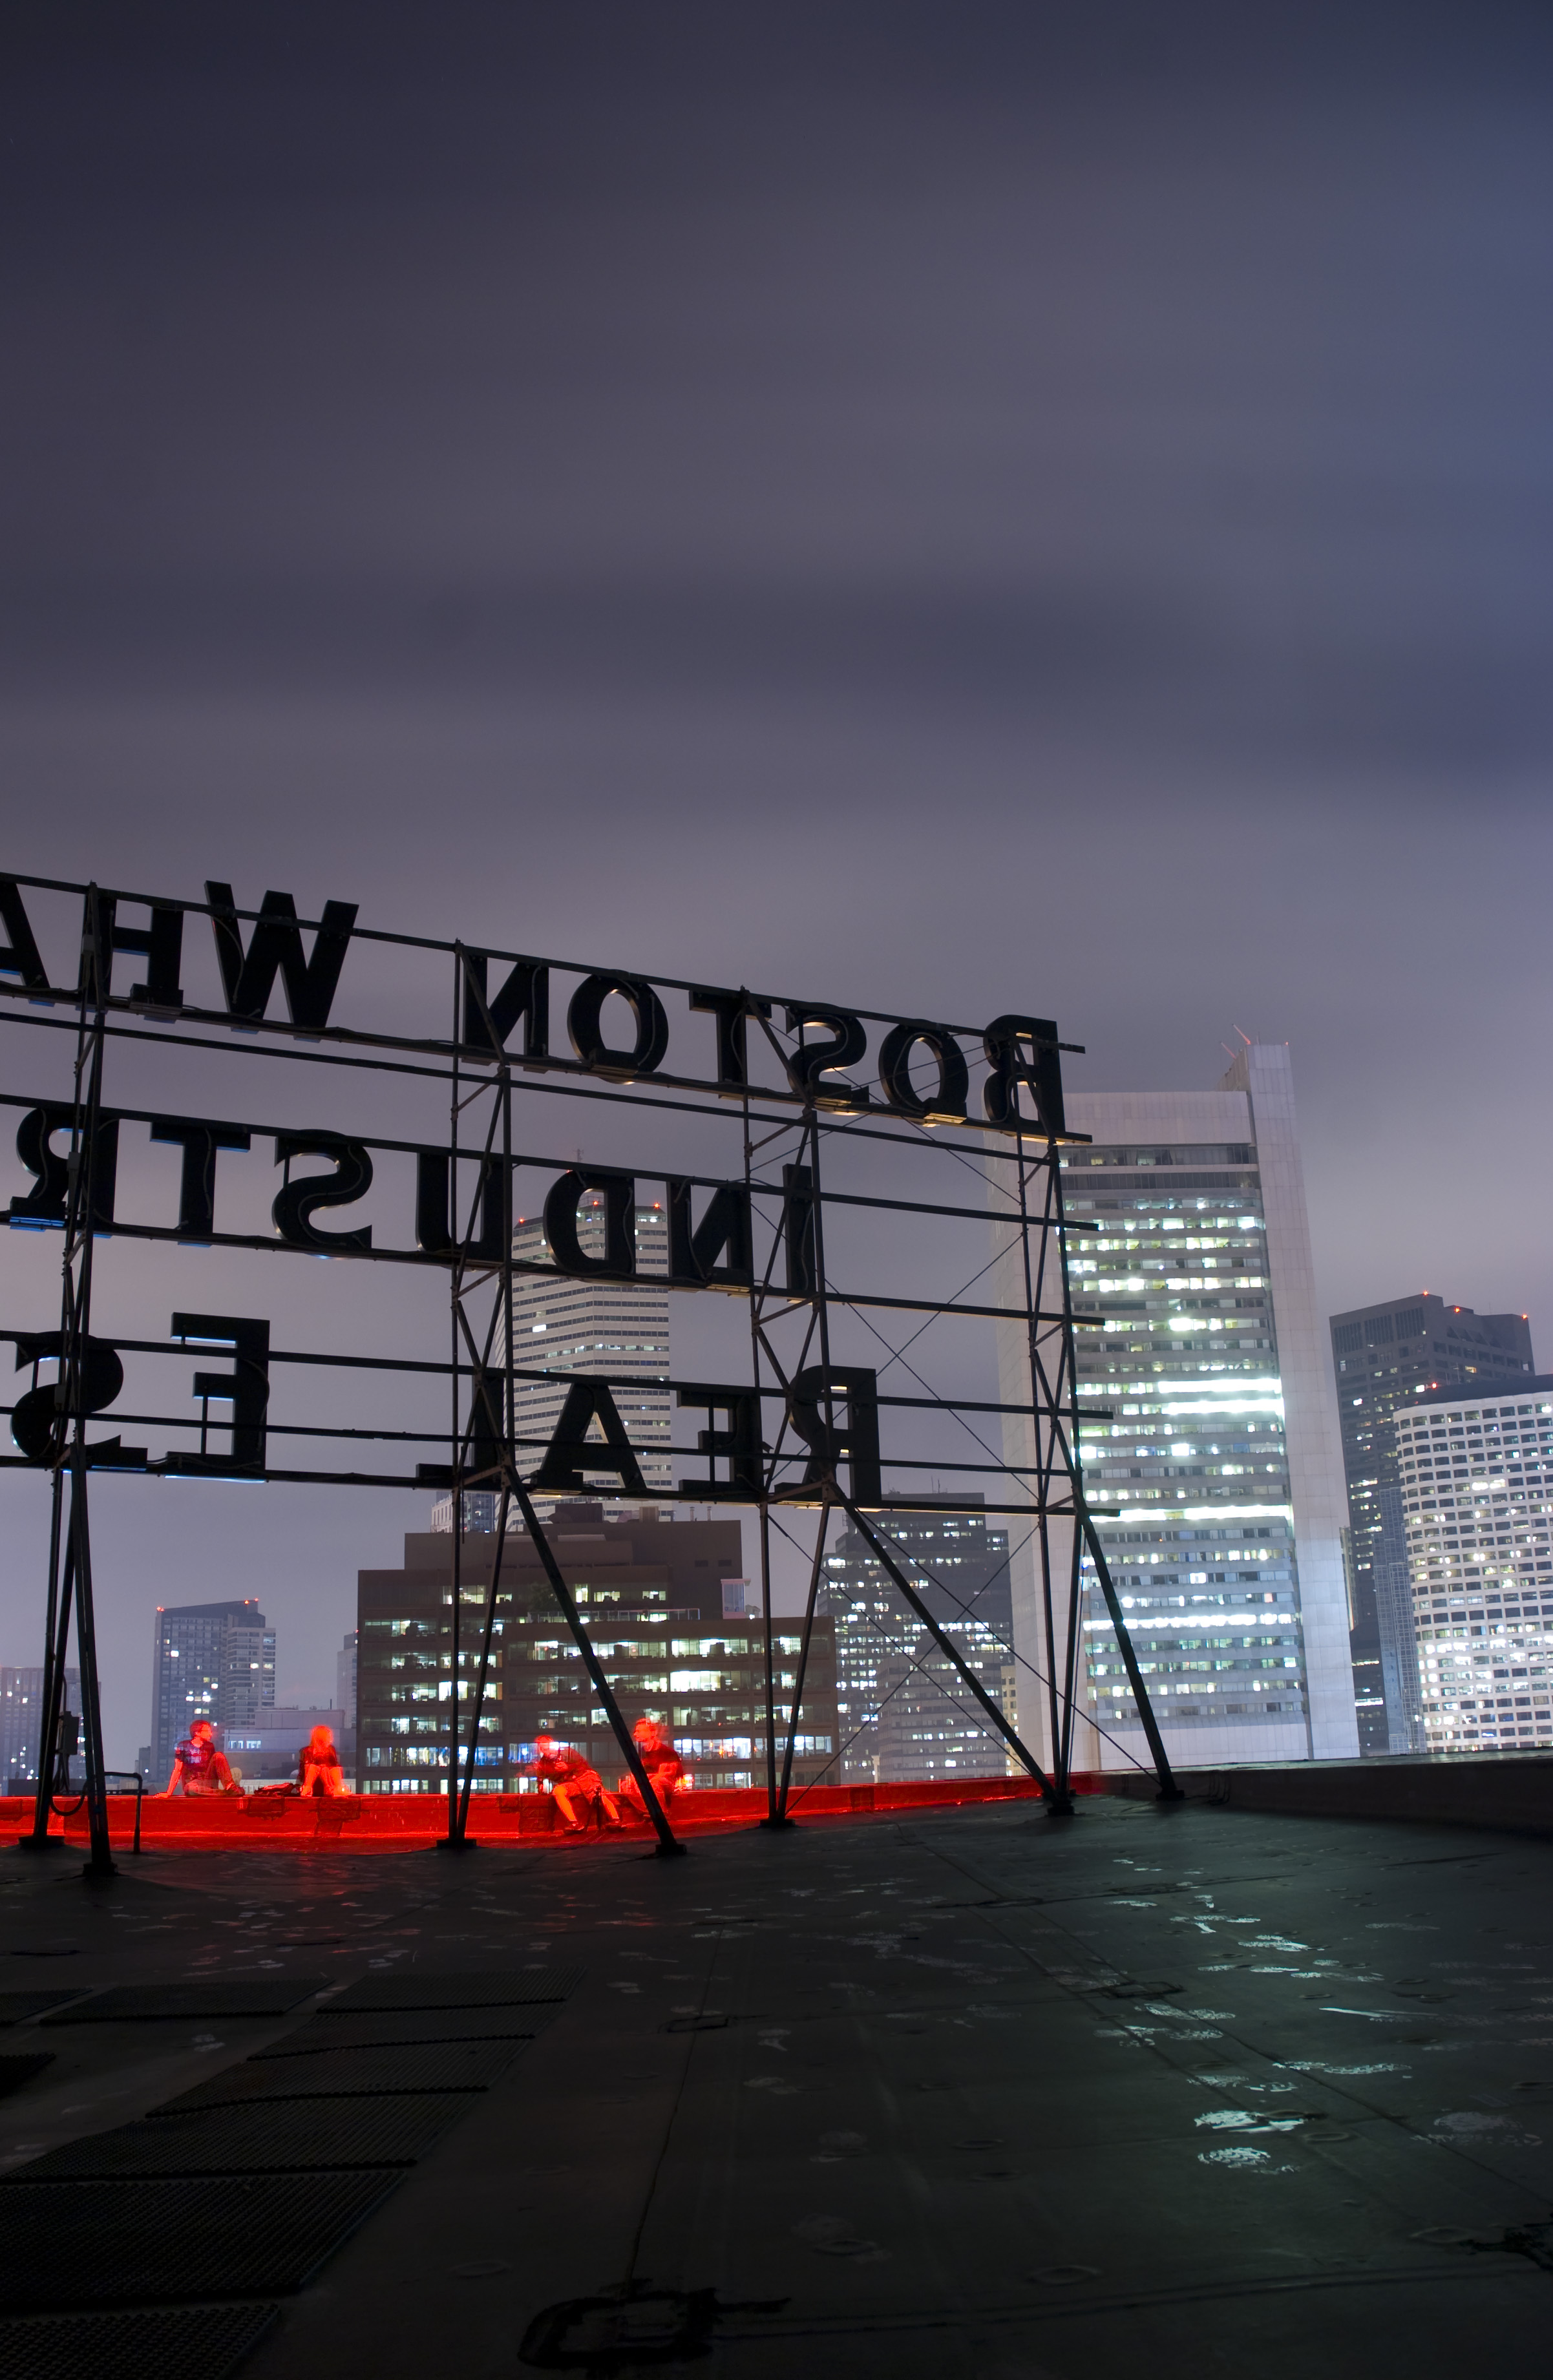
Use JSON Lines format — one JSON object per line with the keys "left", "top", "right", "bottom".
{"left": 165, "top": 1713, "right": 682, "bottom": 1831}
{"left": 531, "top": 1718, "right": 685, "bottom": 1832}
{"left": 165, "top": 1720, "right": 344, "bottom": 1798}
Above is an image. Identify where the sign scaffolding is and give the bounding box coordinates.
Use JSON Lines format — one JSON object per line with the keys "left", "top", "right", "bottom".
{"left": 0, "top": 870, "right": 1177, "bottom": 1873}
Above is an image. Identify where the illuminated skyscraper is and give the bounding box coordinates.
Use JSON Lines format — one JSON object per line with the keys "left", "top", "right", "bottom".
{"left": 1395, "top": 1379, "right": 1553, "bottom": 1750}
{"left": 510, "top": 1194, "right": 672, "bottom": 1499}
{"left": 1, "top": 1665, "right": 79, "bottom": 1788}
{"left": 149, "top": 1599, "right": 275, "bottom": 1778}
{"left": 996, "top": 1043, "right": 1357, "bottom": 1770}
{"left": 1329, "top": 1295, "right": 1535, "bottom": 1753}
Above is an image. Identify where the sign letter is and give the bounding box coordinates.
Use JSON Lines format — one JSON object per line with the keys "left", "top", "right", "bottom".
{"left": 206, "top": 883, "right": 357, "bottom": 1029}
{"left": 161, "top": 1314, "right": 271, "bottom": 1478}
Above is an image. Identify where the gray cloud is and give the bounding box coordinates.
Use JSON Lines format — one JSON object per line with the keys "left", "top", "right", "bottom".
{"left": 3, "top": 0, "right": 1551, "bottom": 1755}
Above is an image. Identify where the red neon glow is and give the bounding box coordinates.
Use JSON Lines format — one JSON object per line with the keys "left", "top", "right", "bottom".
{"left": 529, "top": 1735, "right": 624, "bottom": 1831}
{"left": 620, "top": 1716, "right": 686, "bottom": 1815}
{"left": 8, "top": 1772, "right": 1081, "bottom": 1855}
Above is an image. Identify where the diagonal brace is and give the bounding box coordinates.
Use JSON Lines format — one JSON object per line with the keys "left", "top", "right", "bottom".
{"left": 1079, "top": 1508, "right": 1183, "bottom": 1800}
{"left": 841, "top": 1495, "right": 1054, "bottom": 1801}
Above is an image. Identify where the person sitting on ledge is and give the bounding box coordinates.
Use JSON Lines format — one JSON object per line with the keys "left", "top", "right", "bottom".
{"left": 299, "top": 1723, "right": 347, "bottom": 1796}
{"left": 165, "top": 1717, "right": 239, "bottom": 1797}
{"left": 619, "top": 1716, "right": 685, "bottom": 1816}
{"left": 529, "top": 1735, "right": 622, "bottom": 1833}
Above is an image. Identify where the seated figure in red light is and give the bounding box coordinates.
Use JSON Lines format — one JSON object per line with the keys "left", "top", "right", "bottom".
{"left": 529, "top": 1736, "right": 622, "bottom": 1833}
{"left": 619, "top": 1716, "right": 685, "bottom": 1817}
{"left": 165, "top": 1718, "right": 239, "bottom": 1797}
{"left": 299, "top": 1722, "right": 347, "bottom": 1796}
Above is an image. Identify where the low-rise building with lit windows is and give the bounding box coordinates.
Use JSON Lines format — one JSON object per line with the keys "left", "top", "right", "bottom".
{"left": 1395, "top": 1378, "right": 1553, "bottom": 1751}
{"left": 357, "top": 1501, "right": 838, "bottom": 1795}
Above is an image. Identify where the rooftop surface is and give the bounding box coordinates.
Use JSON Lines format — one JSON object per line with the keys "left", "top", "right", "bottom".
{"left": 3, "top": 1791, "right": 1552, "bottom": 2377}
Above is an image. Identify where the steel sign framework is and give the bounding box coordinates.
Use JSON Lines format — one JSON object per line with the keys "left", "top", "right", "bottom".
{"left": 0, "top": 871, "right": 1176, "bottom": 1874}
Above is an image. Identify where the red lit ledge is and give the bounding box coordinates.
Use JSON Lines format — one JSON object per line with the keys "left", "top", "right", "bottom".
{"left": 5, "top": 1772, "right": 1102, "bottom": 1855}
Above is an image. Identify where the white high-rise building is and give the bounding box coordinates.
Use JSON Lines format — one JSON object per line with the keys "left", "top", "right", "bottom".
{"left": 511, "top": 1192, "right": 673, "bottom": 1499}
{"left": 993, "top": 1043, "right": 1357, "bottom": 1772}
{"left": 1396, "top": 1378, "right": 1553, "bottom": 1751}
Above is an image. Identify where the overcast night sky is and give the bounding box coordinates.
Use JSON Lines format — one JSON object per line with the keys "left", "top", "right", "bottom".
{"left": 3, "top": 2, "right": 1552, "bottom": 1760}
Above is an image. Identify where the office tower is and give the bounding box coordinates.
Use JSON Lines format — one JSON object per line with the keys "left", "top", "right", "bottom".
{"left": 149, "top": 1600, "right": 275, "bottom": 1779}
{"left": 511, "top": 1195, "right": 672, "bottom": 1497}
{"left": 818, "top": 1504, "right": 1013, "bottom": 1782}
{"left": 358, "top": 1502, "right": 837, "bottom": 1796}
{"left": 1, "top": 1666, "right": 79, "bottom": 1788}
{"left": 997, "top": 1043, "right": 1357, "bottom": 1771}
{"left": 1329, "top": 1296, "right": 1535, "bottom": 1754}
{"left": 1394, "top": 1378, "right": 1553, "bottom": 1749}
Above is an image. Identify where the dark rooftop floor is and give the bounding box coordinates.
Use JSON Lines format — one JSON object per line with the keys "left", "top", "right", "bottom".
{"left": 3, "top": 1792, "right": 1553, "bottom": 2377}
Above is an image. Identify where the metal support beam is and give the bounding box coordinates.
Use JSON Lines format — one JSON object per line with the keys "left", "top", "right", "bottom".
{"left": 774, "top": 1501, "right": 831, "bottom": 1823}
{"left": 509, "top": 1473, "right": 685, "bottom": 1856}
{"left": 454, "top": 1482, "right": 513, "bottom": 1843}
{"left": 1079, "top": 1510, "right": 1182, "bottom": 1800}
{"left": 25, "top": 890, "right": 115, "bottom": 1876}
{"left": 25, "top": 1508, "right": 74, "bottom": 1853}
{"left": 444, "top": 943, "right": 683, "bottom": 1855}
{"left": 841, "top": 1497, "right": 1054, "bottom": 1800}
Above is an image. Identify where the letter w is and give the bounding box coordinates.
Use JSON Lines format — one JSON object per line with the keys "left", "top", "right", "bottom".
{"left": 206, "top": 883, "right": 359, "bottom": 1028}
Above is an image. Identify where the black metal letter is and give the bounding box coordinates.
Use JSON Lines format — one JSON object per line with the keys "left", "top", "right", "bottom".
{"left": 982, "top": 1013, "right": 1066, "bottom": 1135}
{"left": 206, "top": 883, "right": 358, "bottom": 1029}
{"left": 271, "top": 1133, "right": 374, "bottom": 1252}
{"left": 781, "top": 1006, "right": 869, "bottom": 1105}
{"left": 675, "top": 1384, "right": 763, "bottom": 1497}
{"left": 779, "top": 1163, "right": 816, "bottom": 1296}
{"left": 688, "top": 985, "right": 773, "bottom": 1090}
{"left": 542, "top": 1168, "right": 634, "bottom": 1278}
{"left": 786, "top": 1366, "right": 881, "bottom": 1506}
{"left": 0, "top": 880, "right": 50, "bottom": 991}
{"left": 531, "top": 1380, "right": 648, "bottom": 1495}
{"left": 149, "top": 1115, "right": 251, "bottom": 1237}
{"left": 877, "top": 1020, "right": 969, "bottom": 1122}
{"left": 461, "top": 953, "right": 549, "bottom": 1059}
{"left": 666, "top": 1180, "right": 752, "bottom": 1289}
{"left": 11, "top": 1334, "right": 146, "bottom": 1468}
{"left": 416, "top": 1151, "right": 509, "bottom": 1260}
{"left": 567, "top": 973, "right": 670, "bottom": 1079}
{"left": 7, "top": 1106, "right": 118, "bottom": 1232}
{"left": 416, "top": 1150, "right": 451, "bottom": 1254}
{"left": 79, "top": 896, "right": 185, "bottom": 1010}
{"left": 161, "top": 1314, "right": 270, "bottom": 1477}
